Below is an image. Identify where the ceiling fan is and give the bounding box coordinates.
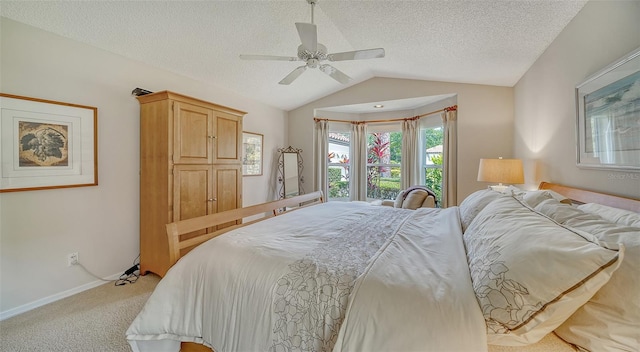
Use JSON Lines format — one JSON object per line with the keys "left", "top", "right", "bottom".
{"left": 239, "top": 0, "right": 385, "bottom": 85}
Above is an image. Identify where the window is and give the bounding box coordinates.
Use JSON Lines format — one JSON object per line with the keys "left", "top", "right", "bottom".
{"left": 367, "top": 131, "right": 402, "bottom": 200}
{"left": 421, "top": 127, "right": 443, "bottom": 204}
{"left": 324, "top": 121, "right": 445, "bottom": 205}
{"left": 328, "top": 132, "right": 350, "bottom": 201}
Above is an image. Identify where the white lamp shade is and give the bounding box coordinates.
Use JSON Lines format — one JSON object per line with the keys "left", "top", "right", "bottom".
{"left": 477, "top": 158, "right": 524, "bottom": 184}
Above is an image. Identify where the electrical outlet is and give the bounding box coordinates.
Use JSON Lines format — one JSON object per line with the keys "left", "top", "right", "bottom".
{"left": 67, "top": 252, "right": 79, "bottom": 266}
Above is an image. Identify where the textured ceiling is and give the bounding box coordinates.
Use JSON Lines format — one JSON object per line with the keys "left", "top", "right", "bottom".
{"left": 0, "top": 0, "right": 588, "bottom": 111}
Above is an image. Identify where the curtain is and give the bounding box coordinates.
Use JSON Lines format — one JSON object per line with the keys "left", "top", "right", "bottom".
{"left": 349, "top": 122, "right": 367, "bottom": 201}
{"left": 442, "top": 107, "right": 458, "bottom": 207}
{"left": 314, "top": 119, "right": 329, "bottom": 198}
{"left": 401, "top": 118, "right": 420, "bottom": 189}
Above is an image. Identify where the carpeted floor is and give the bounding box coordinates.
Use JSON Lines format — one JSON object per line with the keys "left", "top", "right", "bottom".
{"left": 0, "top": 274, "right": 160, "bottom": 352}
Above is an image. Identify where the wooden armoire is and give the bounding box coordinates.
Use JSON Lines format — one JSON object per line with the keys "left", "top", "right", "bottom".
{"left": 137, "top": 91, "right": 246, "bottom": 277}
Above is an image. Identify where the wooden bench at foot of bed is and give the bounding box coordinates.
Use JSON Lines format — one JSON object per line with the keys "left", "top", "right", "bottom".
{"left": 166, "top": 191, "right": 325, "bottom": 266}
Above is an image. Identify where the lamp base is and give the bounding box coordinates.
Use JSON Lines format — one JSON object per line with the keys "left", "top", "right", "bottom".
{"left": 488, "top": 185, "right": 510, "bottom": 193}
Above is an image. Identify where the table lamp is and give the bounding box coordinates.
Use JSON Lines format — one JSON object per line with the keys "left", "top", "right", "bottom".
{"left": 477, "top": 157, "right": 524, "bottom": 192}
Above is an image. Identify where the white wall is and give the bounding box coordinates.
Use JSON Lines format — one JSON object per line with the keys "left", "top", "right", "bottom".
{"left": 288, "top": 78, "right": 514, "bottom": 203}
{"left": 514, "top": 0, "right": 640, "bottom": 199}
{"left": 0, "top": 18, "right": 287, "bottom": 316}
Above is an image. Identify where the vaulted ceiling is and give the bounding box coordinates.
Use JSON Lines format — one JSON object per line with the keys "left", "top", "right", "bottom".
{"left": 0, "top": 0, "right": 588, "bottom": 111}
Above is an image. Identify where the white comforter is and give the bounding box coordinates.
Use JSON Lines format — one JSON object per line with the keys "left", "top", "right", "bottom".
{"left": 126, "top": 202, "right": 486, "bottom": 352}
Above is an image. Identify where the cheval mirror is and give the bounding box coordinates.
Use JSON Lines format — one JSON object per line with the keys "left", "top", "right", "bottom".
{"left": 277, "top": 146, "right": 304, "bottom": 199}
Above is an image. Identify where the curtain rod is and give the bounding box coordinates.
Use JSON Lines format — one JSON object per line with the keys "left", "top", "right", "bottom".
{"left": 313, "top": 105, "right": 456, "bottom": 124}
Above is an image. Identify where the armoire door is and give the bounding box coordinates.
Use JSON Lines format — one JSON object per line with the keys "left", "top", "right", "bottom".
{"left": 173, "top": 101, "right": 213, "bottom": 164}
{"left": 173, "top": 164, "right": 214, "bottom": 224}
{"left": 212, "top": 164, "right": 242, "bottom": 228}
{"left": 212, "top": 111, "right": 242, "bottom": 164}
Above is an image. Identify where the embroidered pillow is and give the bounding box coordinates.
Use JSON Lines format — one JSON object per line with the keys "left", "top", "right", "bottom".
{"left": 463, "top": 196, "right": 623, "bottom": 346}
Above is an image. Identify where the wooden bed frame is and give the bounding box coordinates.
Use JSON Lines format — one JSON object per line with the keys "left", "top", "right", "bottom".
{"left": 164, "top": 183, "right": 638, "bottom": 352}
{"left": 538, "top": 182, "right": 639, "bottom": 212}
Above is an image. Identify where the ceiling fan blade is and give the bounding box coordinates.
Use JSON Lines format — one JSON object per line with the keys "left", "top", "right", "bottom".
{"left": 295, "top": 22, "right": 317, "bottom": 52}
{"left": 279, "top": 66, "right": 307, "bottom": 85}
{"left": 319, "top": 64, "right": 352, "bottom": 84}
{"left": 239, "top": 54, "right": 299, "bottom": 61}
{"left": 327, "top": 48, "right": 385, "bottom": 61}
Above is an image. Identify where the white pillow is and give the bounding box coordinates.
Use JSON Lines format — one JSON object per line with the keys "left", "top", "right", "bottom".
{"left": 463, "top": 196, "right": 624, "bottom": 346}
{"left": 522, "top": 190, "right": 572, "bottom": 208}
{"left": 458, "top": 189, "right": 504, "bottom": 232}
{"left": 506, "top": 186, "right": 572, "bottom": 208}
{"left": 550, "top": 215, "right": 640, "bottom": 351}
{"left": 578, "top": 203, "right": 640, "bottom": 228}
{"left": 534, "top": 198, "right": 592, "bottom": 224}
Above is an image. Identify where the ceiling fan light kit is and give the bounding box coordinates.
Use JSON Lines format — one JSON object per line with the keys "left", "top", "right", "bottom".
{"left": 239, "top": 0, "right": 385, "bottom": 85}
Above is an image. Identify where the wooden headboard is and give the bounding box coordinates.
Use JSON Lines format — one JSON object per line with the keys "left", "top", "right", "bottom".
{"left": 538, "top": 182, "right": 640, "bottom": 213}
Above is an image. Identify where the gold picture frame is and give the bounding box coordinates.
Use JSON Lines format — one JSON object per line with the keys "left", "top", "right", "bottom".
{"left": 242, "top": 131, "right": 263, "bottom": 176}
{"left": 0, "top": 93, "right": 98, "bottom": 192}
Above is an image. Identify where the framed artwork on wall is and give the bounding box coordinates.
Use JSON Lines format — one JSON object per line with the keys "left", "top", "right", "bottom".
{"left": 0, "top": 93, "right": 98, "bottom": 192}
{"left": 242, "top": 131, "right": 263, "bottom": 176}
{"left": 576, "top": 47, "right": 640, "bottom": 171}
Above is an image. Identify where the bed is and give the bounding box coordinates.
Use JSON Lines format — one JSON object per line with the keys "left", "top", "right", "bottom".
{"left": 126, "top": 182, "right": 639, "bottom": 352}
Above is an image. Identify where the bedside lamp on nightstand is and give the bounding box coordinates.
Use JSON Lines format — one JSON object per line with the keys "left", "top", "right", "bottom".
{"left": 477, "top": 157, "right": 524, "bottom": 192}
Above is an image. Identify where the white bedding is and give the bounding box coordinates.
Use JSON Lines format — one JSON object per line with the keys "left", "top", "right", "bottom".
{"left": 126, "top": 201, "right": 487, "bottom": 352}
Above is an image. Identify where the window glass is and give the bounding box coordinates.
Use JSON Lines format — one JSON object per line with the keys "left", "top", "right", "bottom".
{"left": 324, "top": 123, "right": 446, "bottom": 206}
{"left": 422, "top": 127, "right": 443, "bottom": 204}
{"left": 367, "top": 132, "right": 402, "bottom": 200}
{"left": 328, "top": 132, "right": 350, "bottom": 201}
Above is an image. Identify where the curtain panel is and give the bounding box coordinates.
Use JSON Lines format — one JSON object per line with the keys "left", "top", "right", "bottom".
{"left": 441, "top": 107, "right": 458, "bottom": 207}
{"left": 314, "top": 120, "right": 329, "bottom": 198}
{"left": 401, "top": 118, "right": 420, "bottom": 189}
{"left": 349, "top": 122, "right": 367, "bottom": 201}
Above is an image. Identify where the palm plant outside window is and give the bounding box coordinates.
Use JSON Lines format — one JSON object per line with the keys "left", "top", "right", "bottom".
{"left": 367, "top": 132, "right": 402, "bottom": 200}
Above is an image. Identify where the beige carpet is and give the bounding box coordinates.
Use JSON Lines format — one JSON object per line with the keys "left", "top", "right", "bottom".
{"left": 0, "top": 274, "right": 160, "bottom": 352}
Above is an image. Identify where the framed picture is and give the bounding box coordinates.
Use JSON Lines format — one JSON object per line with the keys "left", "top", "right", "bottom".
{"left": 242, "top": 131, "right": 263, "bottom": 176}
{"left": 0, "top": 93, "right": 98, "bottom": 192}
{"left": 576, "top": 47, "right": 640, "bottom": 171}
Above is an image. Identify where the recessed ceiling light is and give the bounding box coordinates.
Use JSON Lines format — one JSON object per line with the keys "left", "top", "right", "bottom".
{"left": 373, "top": 104, "right": 384, "bottom": 108}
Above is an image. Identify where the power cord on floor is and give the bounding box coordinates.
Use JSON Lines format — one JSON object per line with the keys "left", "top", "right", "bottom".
{"left": 115, "top": 255, "right": 140, "bottom": 286}
{"left": 72, "top": 254, "right": 140, "bottom": 287}
{"left": 76, "top": 262, "right": 115, "bottom": 282}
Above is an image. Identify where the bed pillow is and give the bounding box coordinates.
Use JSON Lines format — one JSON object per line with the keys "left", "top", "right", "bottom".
{"left": 463, "top": 196, "right": 624, "bottom": 346}
{"left": 522, "top": 190, "right": 572, "bottom": 208}
{"left": 458, "top": 189, "right": 504, "bottom": 232}
{"left": 506, "top": 186, "right": 572, "bottom": 208}
{"left": 533, "top": 198, "right": 593, "bottom": 224}
{"left": 551, "top": 217, "right": 640, "bottom": 351}
{"left": 578, "top": 202, "right": 640, "bottom": 227}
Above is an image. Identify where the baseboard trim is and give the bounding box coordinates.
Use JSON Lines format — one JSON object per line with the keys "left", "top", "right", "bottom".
{"left": 0, "top": 272, "right": 122, "bottom": 321}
